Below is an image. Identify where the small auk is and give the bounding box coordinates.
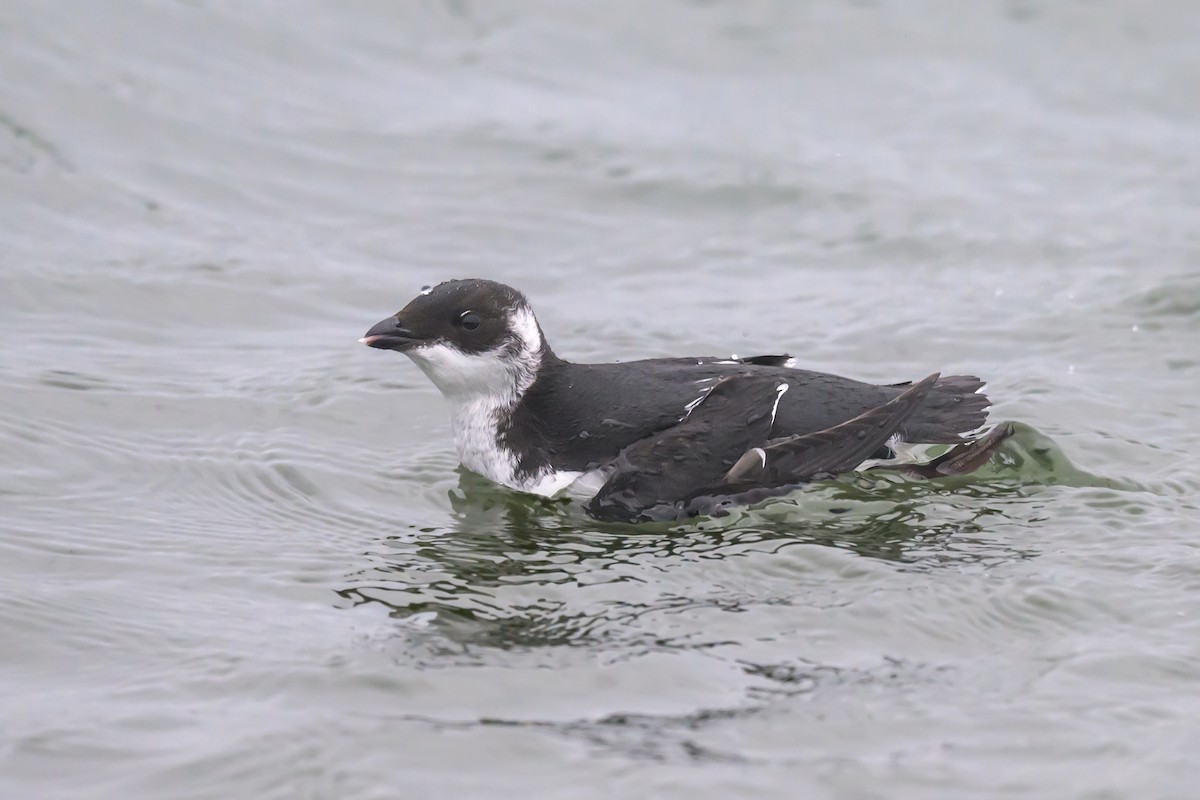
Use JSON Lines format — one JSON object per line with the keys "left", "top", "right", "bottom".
{"left": 361, "top": 279, "right": 1012, "bottom": 522}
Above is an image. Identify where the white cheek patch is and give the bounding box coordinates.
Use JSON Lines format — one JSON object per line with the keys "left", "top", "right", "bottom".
{"left": 403, "top": 311, "right": 545, "bottom": 493}
{"left": 406, "top": 342, "right": 517, "bottom": 401}
{"left": 510, "top": 305, "right": 543, "bottom": 355}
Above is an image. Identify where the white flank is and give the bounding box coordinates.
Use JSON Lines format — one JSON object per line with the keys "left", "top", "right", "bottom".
{"left": 527, "top": 469, "right": 584, "bottom": 497}
{"left": 856, "top": 433, "right": 932, "bottom": 471}
{"left": 559, "top": 467, "right": 610, "bottom": 499}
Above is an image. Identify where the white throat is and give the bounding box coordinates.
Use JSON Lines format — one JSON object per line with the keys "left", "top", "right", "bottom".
{"left": 404, "top": 306, "right": 553, "bottom": 491}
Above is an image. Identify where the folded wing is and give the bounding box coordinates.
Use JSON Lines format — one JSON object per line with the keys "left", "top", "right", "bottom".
{"left": 587, "top": 373, "right": 950, "bottom": 522}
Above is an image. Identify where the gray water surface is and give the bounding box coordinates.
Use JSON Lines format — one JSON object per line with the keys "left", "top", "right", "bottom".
{"left": 3, "top": 2, "right": 1200, "bottom": 798}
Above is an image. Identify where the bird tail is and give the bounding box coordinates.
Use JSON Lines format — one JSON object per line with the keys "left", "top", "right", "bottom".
{"left": 901, "top": 374, "right": 990, "bottom": 443}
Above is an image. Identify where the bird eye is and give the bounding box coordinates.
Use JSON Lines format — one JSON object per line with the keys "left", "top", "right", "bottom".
{"left": 459, "top": 312, "right": 481, "bottom": 331}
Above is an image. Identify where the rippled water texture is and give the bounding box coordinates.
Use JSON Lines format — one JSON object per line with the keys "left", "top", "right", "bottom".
{"left": 3, "top": 2, "right": 1199, "bottom": 798}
